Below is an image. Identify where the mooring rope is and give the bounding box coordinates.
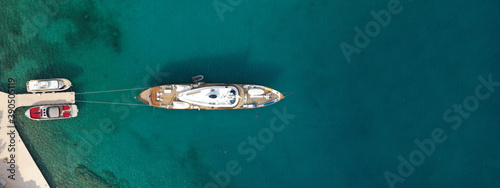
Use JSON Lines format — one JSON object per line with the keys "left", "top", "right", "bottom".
{"left": 75, "top": 100, "right": 151, "bottom": 106}
{"left": 75, "top": 87, "right": 149, "bottom": 95}
{"left": 282, "top": 92, "right": 295, "bottom": 98}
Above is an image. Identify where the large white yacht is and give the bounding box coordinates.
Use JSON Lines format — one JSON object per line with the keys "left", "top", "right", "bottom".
{"left": 138, "top": 78, "right": 283, "bottom": 110}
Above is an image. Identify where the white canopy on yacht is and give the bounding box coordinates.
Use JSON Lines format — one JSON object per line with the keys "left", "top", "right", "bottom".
{"left": 29, "top": 80, "right": 60, "bottom": 90}
{"left": 177, "top": 86, "right": 239, "bottom": 107}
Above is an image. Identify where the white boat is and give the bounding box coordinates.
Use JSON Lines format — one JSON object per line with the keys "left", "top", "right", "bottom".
{"left": 25, "top": 105, "right": 78, "bottom": 120}
{"left": 26, "top": 78, "right": 72, "bottom": 93}
{"left": 138, "top": 83, "right": 284, "bottom": 110}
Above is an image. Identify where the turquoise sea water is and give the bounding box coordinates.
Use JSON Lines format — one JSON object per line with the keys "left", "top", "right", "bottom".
{"left": 1, "top": 0, "right": 500, "bottom": 187}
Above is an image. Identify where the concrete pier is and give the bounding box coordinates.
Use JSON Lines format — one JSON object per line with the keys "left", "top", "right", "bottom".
{"left": 0, "top": 91, "right": 75, "bottom": 187}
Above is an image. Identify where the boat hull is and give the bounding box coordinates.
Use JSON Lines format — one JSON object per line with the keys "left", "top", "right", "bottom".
{"left": 138, "top": 83, "right": 284, "bottom": 110}
{"left": 26, "top": 78, "right": 72, "bottom": 93}
{"left": 25, "top": 104, "right": 78, "bottom": 120}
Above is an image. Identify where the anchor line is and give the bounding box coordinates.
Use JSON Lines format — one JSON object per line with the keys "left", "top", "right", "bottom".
{"left": 74, "top": 87, "right": 149, "bottom": 95}
{"left": 282, "top": 92, "right": 295, "bottom": 98}
{"left": 75, "top": 100, "right": 151, "bottom": 107}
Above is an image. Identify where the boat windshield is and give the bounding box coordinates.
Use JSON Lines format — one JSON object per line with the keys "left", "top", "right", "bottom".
{"left": 47, "top": 107, "right": 60, "bottom": 118}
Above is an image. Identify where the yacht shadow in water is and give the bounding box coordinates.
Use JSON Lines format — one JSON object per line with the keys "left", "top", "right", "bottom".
{"left": 149, "top": 53, "right": 283, "bottom": 86}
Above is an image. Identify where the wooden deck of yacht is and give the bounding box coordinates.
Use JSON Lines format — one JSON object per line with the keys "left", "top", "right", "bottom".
{"left": 150, "top": 85, "right": 180, "bottom": 108}
{"left": 240, "top": 85, "right": 283, "bottom": 107}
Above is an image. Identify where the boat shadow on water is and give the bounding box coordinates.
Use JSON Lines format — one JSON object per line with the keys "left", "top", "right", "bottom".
{"left": 29, "top": 63, "right": 87, "bottom": 108}
{"left": 148, "top": 53, "right": 284, "bottom": 86}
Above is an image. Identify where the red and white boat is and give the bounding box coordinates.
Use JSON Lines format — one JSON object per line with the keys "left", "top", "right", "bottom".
{"left": 25, "top": 105, "right": 78, "bottom": 120}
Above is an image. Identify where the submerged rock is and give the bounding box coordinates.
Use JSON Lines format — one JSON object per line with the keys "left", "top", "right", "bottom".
{"left": 102, "top": 170, "right": 118, "bottom": 185}
{"left": 118, "top": 179, "right": 131, "bottom": 188}
{"left": 74, "top": 165, "right": 109, "bottom": 188}
{"left": 74, "top": 165, "right": 130, "bottom": 188}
